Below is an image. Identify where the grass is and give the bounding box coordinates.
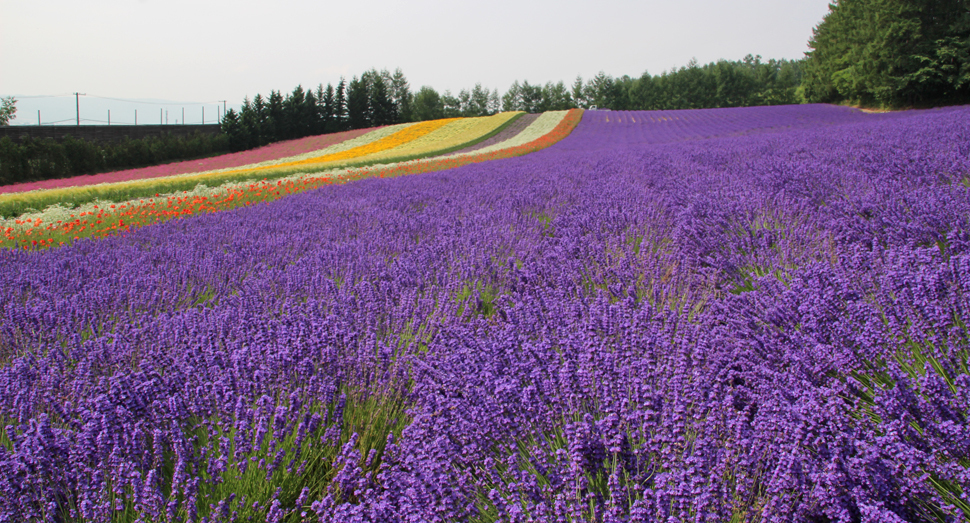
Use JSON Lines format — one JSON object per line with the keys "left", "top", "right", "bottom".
{"left": 0, "top": 414, "right": 12, "bottom": 452}
{"left": 465, "top": 409, "right": 734, "bottom": 523}
{"left": 87, "top": 386, "right": 407, "bottom": 522}
{"left": 0, "top": 379, "right": 410, "bottom": 522}
{"left": 455, "top": 282, "right": 501, "bottom": 318}
{"left": 843, "top": 315, "right": 970, "bottom": 520}
{"left": 184, "top": 387, "right": 409, "bottom": 521}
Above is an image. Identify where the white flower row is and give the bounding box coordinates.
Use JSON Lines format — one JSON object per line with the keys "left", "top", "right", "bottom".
{"left": 3, "top": 112, "right": 573, "bottom": 234}
{"left": 360, "top": 113, "right": 513, "bottom": 161}
{"left": 0, "top": 124, "right": 412, "bottom": 207}
{"left": 136, "top": 123, "right": 412, "bottom": 180}
{"left": 442, "top": 110, "right": 568, "bottom": 157}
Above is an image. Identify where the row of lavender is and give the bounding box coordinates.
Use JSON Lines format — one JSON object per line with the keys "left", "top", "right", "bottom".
{"left": 1, "top": 105, "right": 968, "bottom": 521}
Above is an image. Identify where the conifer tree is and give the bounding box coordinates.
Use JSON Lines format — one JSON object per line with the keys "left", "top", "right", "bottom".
{"left": 520, "top": 81, "right": 543, "bottom": 113}
{"left": 541, "top": 81, "right": 574, "bottom": 110}
{"left": 319, "top": 83, "right": 336, "bottom": 133}
{"left": 390, "top": 68, "right": 412, "bottom": 123}
{"left": 334, "top": 79, "right": 348, "bottom": 131}
{"left": 267, "top": 90, "right": 284, "bottom": 142}
{"left": 347, "top": 76, "right": 371, "bottom": 129}
{"left": 369, "top": 75, "right": 395, "bottom": 126}
{"left": 250, "top": 93, "right": 266, "bottom": 146}
{"left": 221, "top": 108, "right": 245, "bottom": 151}
{"left": 239, "top": 96, "right": 258, "bottom": 149}
{"left": 571, "top": 76, "right": 589, "bottom": 108}
{"left": 302, "top": 89, "right": 318, "bottom": 137}
{"left": 283, "top": 85, "right": 305, "bottom": 139}
{"left": 313, "top": 84, "right": 327, "bottom": 134}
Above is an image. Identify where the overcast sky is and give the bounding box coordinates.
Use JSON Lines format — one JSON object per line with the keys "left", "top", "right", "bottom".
{"left": 2, "top": 0, "right": 831, "bottom": 124}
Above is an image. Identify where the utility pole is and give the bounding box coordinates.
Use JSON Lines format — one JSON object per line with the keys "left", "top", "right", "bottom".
{"left": 135, "top": 110, "right": 138, "bottom": 125}
{"left": 160, "top": 108, "right": 163, "bottom": 124}
{"left": 74, "top": 92, "right": 85, "bottom": 126}
{"left": 38, "top": 110, "right": 41, "bottom": 126}
{"left": 182, "top": 107, "right": 184, "bottom": 125}
{"left": 202, "top": 107, "right": 204, "bottom": 125}
{"left": 108, "top": 110, "right": 110, "bottom": 126}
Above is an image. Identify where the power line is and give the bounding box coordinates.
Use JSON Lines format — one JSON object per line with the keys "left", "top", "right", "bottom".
{"left": 85, "top": 94, "right": 226, "bottom": 106}
{"left": 10, "top": 117, "right": 220, "bottom": 126}
{"left": 4, "top": 94, "right": 74, "bottom": 99}
{"left": 6, "top": 93, "right": 230, "bottom": 106}
{"left": 9, "top": 118, "right": 76, "bottom": 126}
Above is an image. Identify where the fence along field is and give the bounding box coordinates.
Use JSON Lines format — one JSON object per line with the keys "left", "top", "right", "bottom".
{"left": 1, "top": 104, "right": 969, "bottom": 521}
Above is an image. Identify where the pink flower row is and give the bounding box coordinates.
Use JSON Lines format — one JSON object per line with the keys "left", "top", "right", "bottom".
{"left": 0, "top": 127, "right": 377, "bottom": 195}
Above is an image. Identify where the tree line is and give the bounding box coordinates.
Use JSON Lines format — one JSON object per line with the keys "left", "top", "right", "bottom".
{"left": 0, "top": 58, "right": 811, "bottom": 183}
{"left": 501, "top": 55, "right": 803, "bottom": 112}
{"left": 220, "top": 68, "right": 507, "bottom": 151}
{"left": 220, "top": 69, "right": 413, "bottom": 151}
{"left": 802, "top": 0, "right": 970, "bottom": 107}
{"left": 220, "top": 58, "right": 803, "bottom": 152}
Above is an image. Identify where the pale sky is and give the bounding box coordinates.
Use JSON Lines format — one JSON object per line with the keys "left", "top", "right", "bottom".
{"left": 2, "top": 0, "right": 831, "bottom": 124}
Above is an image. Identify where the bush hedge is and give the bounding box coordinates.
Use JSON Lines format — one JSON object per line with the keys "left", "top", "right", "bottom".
{"left": 0, "top": 132, "right": 230, "bottom": 187}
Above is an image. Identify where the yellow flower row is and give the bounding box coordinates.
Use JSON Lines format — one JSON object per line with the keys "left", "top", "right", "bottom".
{"left": 3, "top": 110, "right": 583, "bottom": 241}
{"left": 215, "top": 119, "right": 458, "bottom": 178}
{"left": 0, "top": 114, "right": 523, "bottom": 223}
{"left": 356, "top": 112, "right": 520, "bottom": 163}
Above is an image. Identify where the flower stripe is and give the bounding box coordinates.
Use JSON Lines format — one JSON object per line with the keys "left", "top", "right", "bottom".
{"left": 0, "top": 110, "right": 583, "bottom": 250}
{"left": 0, "top": 127, "right": 381, "bottom": 195}
{"left": 352, "top": 112, "right": 520, "bottom": 163}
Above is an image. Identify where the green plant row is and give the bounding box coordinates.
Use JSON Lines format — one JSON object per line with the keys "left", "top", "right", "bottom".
{"left": 0, "top": 113, "right": 525, "bottom": 220}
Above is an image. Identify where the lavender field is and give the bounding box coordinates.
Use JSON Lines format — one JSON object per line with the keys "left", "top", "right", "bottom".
{"left": 2, "top": 104, "right": 969, "bottom": 522}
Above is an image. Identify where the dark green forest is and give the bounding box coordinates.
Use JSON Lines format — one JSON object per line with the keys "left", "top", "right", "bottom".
{"left": 802, "top": 0, "right": 970, "bottom": 107}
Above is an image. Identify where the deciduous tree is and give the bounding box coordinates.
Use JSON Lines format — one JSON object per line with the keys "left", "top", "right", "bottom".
{"left": 803, "top": 0, "right": 970, "bottom": 107}
{"left": 0, "top": 97, "right": 16, "bottom": 126}
{"left": 412, "top": 86, "right": 444, "bottom": 121}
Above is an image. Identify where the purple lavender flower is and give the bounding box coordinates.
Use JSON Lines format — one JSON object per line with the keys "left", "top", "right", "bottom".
{"left": 1, "top": 104, "right": 969, "bottom": 521}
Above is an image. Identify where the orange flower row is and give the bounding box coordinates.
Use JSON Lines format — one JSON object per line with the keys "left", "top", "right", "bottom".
{"left": 2, "top": 110, "right": 582, "bottom": 251}
{"left": 212, "top": 119, "right": 457, "bottom": 179}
